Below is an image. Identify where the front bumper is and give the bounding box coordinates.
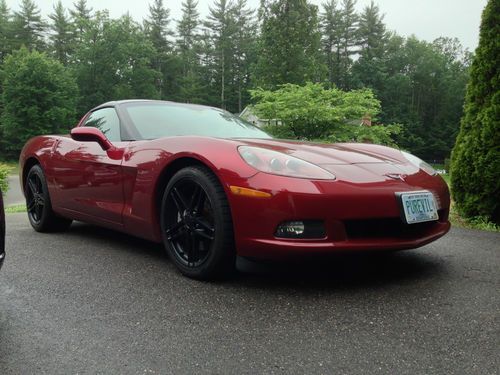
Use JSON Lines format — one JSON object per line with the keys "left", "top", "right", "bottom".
{"left": 227, "top": 170, "right": 451, "bottom": 259}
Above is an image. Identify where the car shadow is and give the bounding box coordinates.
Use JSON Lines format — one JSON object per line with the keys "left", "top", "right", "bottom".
{"left": 233, "top": 251, "right": 445, "bottom": 291}
{"left": 65, "top": 222, "right": 445, "bottom": 290}
{"left": 65, "top": 221, "right": 166, "bottom": 260}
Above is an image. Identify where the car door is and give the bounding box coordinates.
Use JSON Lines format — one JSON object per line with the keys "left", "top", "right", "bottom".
{"left": 53, "top": 107, "right": 127, "bottom": 225}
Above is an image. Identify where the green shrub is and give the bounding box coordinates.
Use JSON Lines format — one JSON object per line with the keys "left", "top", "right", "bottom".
{"left": 0, "top": 164, "right": 11, "bottom": 194}
{"left": 450, "top": 0, "right": 500, "bottom": 224}
{"left": 252, "top": 82, "right": 400, "bottom": 147}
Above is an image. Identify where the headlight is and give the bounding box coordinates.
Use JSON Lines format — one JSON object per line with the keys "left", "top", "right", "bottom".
{"left": 401, "top": 151, "right": 437, "bottom": 176}
{"left": 238, "top": 146, "right": 335, "bottom": 180}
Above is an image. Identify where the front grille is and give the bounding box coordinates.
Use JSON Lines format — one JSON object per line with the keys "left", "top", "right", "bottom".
{"left": 344, "top": 216, "right": 440, "bottom": 240}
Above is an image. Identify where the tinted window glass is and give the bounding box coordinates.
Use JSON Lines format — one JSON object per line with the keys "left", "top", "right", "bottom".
{"left": 84, "top": 108, "right": 121, "bottom": 142}
{"left": 122, "top": 102, "right": 271, "bottom": 140}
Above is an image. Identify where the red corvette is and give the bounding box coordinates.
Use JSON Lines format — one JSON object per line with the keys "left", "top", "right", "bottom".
{"left": 20, "top": 100, "right": 450, "bottom": 279}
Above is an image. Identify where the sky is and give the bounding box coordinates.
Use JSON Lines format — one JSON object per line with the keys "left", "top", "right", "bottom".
{"left": 10, "top": 0, "right": 487, "bottom": 52}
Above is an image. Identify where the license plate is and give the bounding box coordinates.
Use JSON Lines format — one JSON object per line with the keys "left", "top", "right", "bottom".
{"left": 397, "top": 191, "right": 439, "bottom": 224}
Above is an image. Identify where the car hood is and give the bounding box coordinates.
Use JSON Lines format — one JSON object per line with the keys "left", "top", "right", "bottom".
{"left": 236, "top": 139, "right": 405, "bottom": 166}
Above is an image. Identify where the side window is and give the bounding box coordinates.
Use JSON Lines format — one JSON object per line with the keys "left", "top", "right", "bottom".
{"left": 84, "top": 108, "right": 121, "bottom": 142}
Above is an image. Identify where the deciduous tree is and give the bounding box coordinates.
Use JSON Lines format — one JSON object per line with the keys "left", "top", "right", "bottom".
{"left": 0, "top": 48, "right": 78, "bottom": 157}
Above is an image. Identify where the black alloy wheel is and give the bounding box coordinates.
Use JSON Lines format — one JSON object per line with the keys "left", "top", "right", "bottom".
{"left": 161, "top": 166, "right": 235, "bottom": 280}
{"left": 25, "top": 164, "right": 72, "bottom": 232}
{"left": 26, "top": 171, "right": 45, "bottom": 225}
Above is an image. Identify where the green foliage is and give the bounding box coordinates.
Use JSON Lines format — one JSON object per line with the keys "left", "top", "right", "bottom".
{"left": 450, "top": 0, "right": 500, "bottom": 224}
{"left": 251, "top": 82, "right": 399, "bottom": 146}
{"left": 325, "top": 122, "right": 401, "bottom": 146}
{"left": 0, "top": 0, "right": 475, "bottom": 164}
{"left": 320, "top": 0, "right": 358, "bottom": 90}
{"left": 49, "top": 1, "right": 73, "bottom": 65}
{"left": 0, "top": 48, "right": 78, "bottom": 158}
{"left": 10, "top": 0, "right": 46, "bottom": 51}
{"left": 352, "top": 33, "right": 471, "bottom": 160}
{"left": 0, "top": 163, "right": 10, "bottom": 194}
{"left": 253, "top": 0, "right": 324, "bottom": 88}
{"left": 73, "top": 13, "right": 159, "bottom": 113}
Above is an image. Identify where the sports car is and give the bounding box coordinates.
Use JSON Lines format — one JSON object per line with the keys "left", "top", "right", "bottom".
{"left": 20, "top": 100, "right": 450, "bottom": 279}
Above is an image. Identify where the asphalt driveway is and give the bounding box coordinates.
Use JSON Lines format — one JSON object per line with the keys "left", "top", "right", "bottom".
{"left": 4, "top": 175, "right": 23, "bottom": 207}
{"left": 0, "top": 213, "right": 499, "bottom": 374}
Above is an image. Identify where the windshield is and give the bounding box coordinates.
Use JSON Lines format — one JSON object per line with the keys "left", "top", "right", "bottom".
{"left": 121, "top": 102, "right": 272, "bottom": 140}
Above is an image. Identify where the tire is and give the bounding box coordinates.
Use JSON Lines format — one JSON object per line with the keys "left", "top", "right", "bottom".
{"left": 25, "top": 164, "right": 72, "bottom": 232}
{"left": 160, "top": 166, "right": 236, "bottom": 280}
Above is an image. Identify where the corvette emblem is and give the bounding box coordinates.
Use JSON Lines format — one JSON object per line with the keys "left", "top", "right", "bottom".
{"left": 385, "top": 173, "right": 407, "bottom": 181}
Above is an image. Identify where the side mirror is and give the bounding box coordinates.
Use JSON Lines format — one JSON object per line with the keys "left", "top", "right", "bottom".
{"left": 71, "top": 127, "right": 113, "bottom": 151}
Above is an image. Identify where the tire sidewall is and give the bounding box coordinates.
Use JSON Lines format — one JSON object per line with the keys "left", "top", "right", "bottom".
{"left": 160, "top": 166, "right": 234, "bottom": 279}
{"left": 26, "top": 165, "right": 52, "bottom": 231}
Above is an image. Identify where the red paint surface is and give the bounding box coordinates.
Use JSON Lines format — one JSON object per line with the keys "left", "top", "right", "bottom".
{"left": 20, "top": 127, "right": 450, "bottom": 259}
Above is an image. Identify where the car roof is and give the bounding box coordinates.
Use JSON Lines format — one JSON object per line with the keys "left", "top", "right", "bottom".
{"left": 92, "top": 99, "right": 220, "bottom": 112}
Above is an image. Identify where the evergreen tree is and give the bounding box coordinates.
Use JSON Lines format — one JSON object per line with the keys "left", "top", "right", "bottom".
{"left": 451, "top": 0, "right": 499, "bottom": 224}
{"left": 10, "top": 0, "right": 46, "bottom": 51}
{"left": 176, "top": 0, "right": 205, "bottom": 103}
{"left": 74, "top": 12, "right": 159, "bottom": 113}
{"left": 338, "top": 0, "right": 358, "bottom": 89}
{"left": 49, "top": 1, "right": 74, "bottom": 65}
{"left": 204, "top": 0, "right": 238, "bottom": 109}
{"left": 351, "top": 1, "right": 387, "bottom": 95}
{"left": 253, "top": 0, "right": 324, "bottom": 88}
{"left": 357, "top": 0, "right": 386, "bottom": 60}
{"left": 70, "top": 0, "right": 92, "bottom": 43}
{"left": 145, "top": 0, "right": 176, "bottom": 99}
{"left": 230, "top": 0, "right": 257, "bottom": 112}
{"left": 0, "top": 48, "right": 78, "bottom": 157}
{"left": 145, "top": 0, "right": 172, "bottom": 53}
{"left": 320, "top": 0, "right": 343, "bottom": 88}
{"left": 0, "top": 0, "right": 11, "bottom": 62}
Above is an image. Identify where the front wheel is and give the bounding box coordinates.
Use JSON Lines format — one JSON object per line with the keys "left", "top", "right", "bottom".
{"left": 25, "top": 164, "right": 72, "bottom": 232}
{"left": 160, "top": 166, "right": 236, "bottom": 280}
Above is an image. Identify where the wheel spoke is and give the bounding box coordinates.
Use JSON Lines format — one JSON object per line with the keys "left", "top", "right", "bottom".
{"left": 38, "top": 196, "right": 45, "bottom": 206}
{"left": 165, "top": 221, "right": 185, "bottom": 240}
{"left": 35, "top": 204, "right": 43, "bottom": 220}
{"left": 28, "top": 178, "right": 38, "bottom": 195}
{"left": 190, "top": 185, "right": 205, "bottom": 213}
{"left": 171, "top": 187, "right": 188, "bottom": 212}
{"left": 27, "top": 199, "right": 36, "bottom": 211}
{"left": 193, "top": 218, "right": 215, "bottom": 240}
{"left": 187, "top": 233, "right": 198, "bottom": 263}
{"left": 165, "top": 177, "right": 218, "bottom": 268}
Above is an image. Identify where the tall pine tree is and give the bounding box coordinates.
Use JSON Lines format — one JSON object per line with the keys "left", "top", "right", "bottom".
{"left": 176, "top": 0, "right": 205, "bottom": 103}
{"left": 204, "top": 0, "right": 238, "bottom": 109}
{"left": 321, "top": 0, "right": 343, "bottom": 88}
{"left": 338, "top": 0, "right": 358, "bottom": 89}
{"left": 253, "top": 0, "right": 324, "bottom": 88}
{"left": 231, "top": 0, "right": 257, "bottom": 112}
{"left": 49, "top": 1, "right": 74, "bottom": 65}
{"left": 145, "top": 0, "right": 176, "bottom": 99}
{"left": 0, "top": 0, "right": 11, "bottom": 62}
{"left": 10, "top": 0, "right": 46, "bottom": 51}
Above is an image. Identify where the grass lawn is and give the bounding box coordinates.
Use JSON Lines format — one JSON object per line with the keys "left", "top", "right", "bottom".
{"left": 0, "top": 160, "right": 20, "bottom": 175}
{"left": 5, "top": 204, "right": 26, "bottom": 214}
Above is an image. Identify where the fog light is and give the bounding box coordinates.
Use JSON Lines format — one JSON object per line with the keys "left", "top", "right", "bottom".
{"left": 276, "top": 221, "right": 305, "bottom": 237}
{"left": 275, "top": 220, "right": 326, "bottom": 239}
